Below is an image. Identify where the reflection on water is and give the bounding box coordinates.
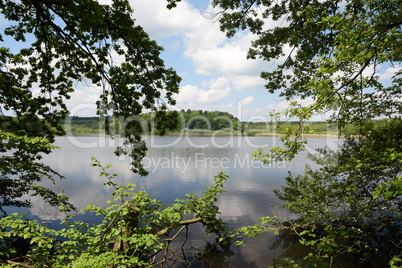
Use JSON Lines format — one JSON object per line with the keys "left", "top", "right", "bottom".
{"left": 6, "top": 135, "right": 343, "bottom": 267}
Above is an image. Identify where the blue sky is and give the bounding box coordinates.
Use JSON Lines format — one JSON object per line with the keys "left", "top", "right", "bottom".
{"left": 65, "top": 0, "right": 294, "bottom": 121}
{"left": 121, "top": 0, "right": 399, "bottom": 122}
{"left": 2, "top": 0, "right": 399, "bottom": 121}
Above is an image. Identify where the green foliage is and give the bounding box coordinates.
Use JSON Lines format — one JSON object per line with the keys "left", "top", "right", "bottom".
{"left": 274, "top": 119, "right": 402, "bottom": 263}
{"left": 61, "top": 113, "right": 392, "bottom": 137}
{"left": 168, "top": 0, "right": 402, "bottom": 266}
{"left": 390, "top": 255, "right": 402, "bottom": 268}
{"left": 182, "top": 171, "right": 230, "bottom": 236}
{"left": 166, "top": 109, "right": 244, "bottom": 133}
{"left": 0, "top": 160, "right": 231, "bottom": 267}
{"left": 231, "top": 216, "right": 280, "bottom": 247}
{"left": 205, "top": 0, "right": 402, "bottom": 161}
{"left": 268, "top": 258, "right": 302, "bottom": 268}
{"left": 60, "top": 109, "right": 246, "bottom": 135}
{"left": 373, "top": 176, "right": 402, "bottom": 201}
{"left": 2, "top": 0, "right": 401, "bottom": 266}
{"left": 175, "top": 0, "right": 402, "bottom": 264}
{"left": 0, "top": 0, "right": 181, "bottom": 210}
{"left": 0, "top": 132, "right": 75, "bottom": 215}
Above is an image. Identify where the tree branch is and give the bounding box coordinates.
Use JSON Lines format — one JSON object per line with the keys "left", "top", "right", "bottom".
{"left": 156, "top": 217, "right": 202, "bottom": 237}
{"left": 31, "top": 0, "right": 112, "bottom": 86}
{"left": 7, "top": 260, "right": 34, "bottom": 268}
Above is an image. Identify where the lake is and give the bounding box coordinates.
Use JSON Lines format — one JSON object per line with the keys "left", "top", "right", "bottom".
{"left": 7, "top": 135, "right": 348, "bottom": 267}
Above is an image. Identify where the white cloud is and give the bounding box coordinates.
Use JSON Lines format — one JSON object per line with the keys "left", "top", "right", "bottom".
{"left": 133, "top": 0, "right": 270, "bottom": 79}
{"left": 240, "top": 96, "right": 254, "bottom": 106}
{"left": 175, "top": 77, "right": 231, "bottom": 104}
{"left": 220, "top": 103, "right": 234, "bottom": 110}
{"left": 179, "top": 3, "right": 293, "bottom": 79}
{"left": 267, "top": 97, "right": 332, "bottom": 121}
{"left": 130, "top": 0, "right": 288, "bottom": 93}
{"left": 202, "top": 76, "right": 230, "bottom": 89}
{"left": 184, "top": 30, "right": 265, "bottom": 76}
{"left": 231, "top": 75, "right": 266, "bottom": 90}
{"left": 76, "top": 0, "right": 299, "bottom": 116}
{"left": 361, "top": 64, "right": 378, "bottom": 78}
{"left": 379, "top": 65, "right": 401, "bottom": 80}
{"left": 218, "top": 102, "right": 267, "bottom": 122}
{"left": 131, "top": 0, "right": 198, "bottom": 39}
{"left": 267, "top": 97, "right": 315, "bottom": 112}
{"left": 267, "top": 99, "right": 291, "bottom": 113}
{"left": 66, "top": 85, "right": 102, "bottom": 116}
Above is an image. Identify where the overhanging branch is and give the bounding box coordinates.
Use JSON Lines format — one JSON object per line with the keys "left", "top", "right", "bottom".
{"left": 156, "top": 217, "right": 202, "bottom": 237}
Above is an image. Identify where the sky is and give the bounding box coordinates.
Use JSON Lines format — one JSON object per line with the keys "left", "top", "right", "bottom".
{"left": 105, "top": 0, "right": 397, "bottom": 122}
{"left": 2, "top": 0, "right": 400, "bottom": 122}
{"left": 67, "top": 0, "right": 298, "bottom": 121}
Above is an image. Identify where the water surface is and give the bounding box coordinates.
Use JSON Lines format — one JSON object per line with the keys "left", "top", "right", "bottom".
{"left": 7, "top": 135, "right": 348, "bottom": 267}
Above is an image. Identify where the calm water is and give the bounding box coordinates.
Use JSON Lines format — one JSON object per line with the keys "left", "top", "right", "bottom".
{"left": 7, "top": 135, "right": 352, "bottom": 267}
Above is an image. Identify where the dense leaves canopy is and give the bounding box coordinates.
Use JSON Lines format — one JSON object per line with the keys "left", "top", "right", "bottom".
{"left": 0, "top": 0, "right": 181, "bottom": 211}
{"left": 211, "top": 0, "right": 401, "bottom": 120}
{"left": 272, "top": 119, "right": 402, "bottom": 264}
{"left": 190, "top": 0, "right": 402, "bottom": 161}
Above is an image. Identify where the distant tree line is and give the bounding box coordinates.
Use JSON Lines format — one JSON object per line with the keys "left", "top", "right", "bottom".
{"left": 178, "top": 109, "right": 244, "bottom": 131}
{"left": 58, "top": 113, "right": 395, "bottom": 136}
{"left": 60, "top": 110, "right": 245, "bottom": 134}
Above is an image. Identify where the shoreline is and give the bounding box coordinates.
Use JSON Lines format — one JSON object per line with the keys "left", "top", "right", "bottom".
{"left": 253, "top": 132, "right": 342, "bottom": 138}
{"left": 165, "top": 131, "right": 342, "bottom": 138}
{"left": 64, "top": 130, "right": 342, "bottom": 139}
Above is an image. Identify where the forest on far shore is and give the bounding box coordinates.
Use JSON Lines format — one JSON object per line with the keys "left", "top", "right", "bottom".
{"left": 58, "top": 109, "right": 393, "bottom": 137}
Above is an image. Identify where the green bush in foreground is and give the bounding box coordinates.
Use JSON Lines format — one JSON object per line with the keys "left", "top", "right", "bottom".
{"left": 0, "top": 159, "right": 230, "bottom": 267}
{"left": 272, "top": 120, "right": 402, "bottom": 266}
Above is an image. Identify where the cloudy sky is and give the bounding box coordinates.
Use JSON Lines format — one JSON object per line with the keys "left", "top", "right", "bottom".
{"left": 126, "top": 0, "right": 399, "bottom": 122}
{"left": 68, "top": 0, "right": 295, "bottom": 121}
{"left": 3, "top": 0, "right": 399, "bottom": 121}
